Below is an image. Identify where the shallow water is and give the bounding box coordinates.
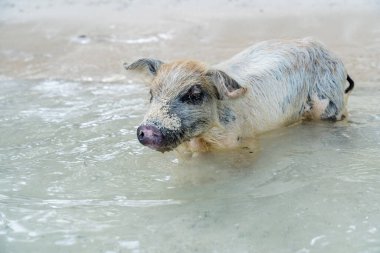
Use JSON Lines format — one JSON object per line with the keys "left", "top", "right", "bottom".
{"left": 1, "top": 1, "right": 380, "bottom": 253}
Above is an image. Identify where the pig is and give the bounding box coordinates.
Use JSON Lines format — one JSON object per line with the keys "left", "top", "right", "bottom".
{"left": 124, "top": 38, "right": 354, "bottom": 153}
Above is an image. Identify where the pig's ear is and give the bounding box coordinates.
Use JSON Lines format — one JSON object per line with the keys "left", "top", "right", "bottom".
{"left": 123, "top": 58, "right": 164, "bottom": 77}
{"left": 206, "top": 69, "right": 247, "bottom": 100}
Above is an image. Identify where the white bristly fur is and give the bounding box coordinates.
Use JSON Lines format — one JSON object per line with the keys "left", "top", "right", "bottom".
{"left": 129, "top": 38, "right": 352, "bottom": 153}
{"left": 191, "top": 38, "right": 349, "bottom": 151}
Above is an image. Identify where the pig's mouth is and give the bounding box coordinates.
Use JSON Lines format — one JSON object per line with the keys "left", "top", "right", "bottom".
{"left": 136, "top": 124, "right": 184, "bottom": 152}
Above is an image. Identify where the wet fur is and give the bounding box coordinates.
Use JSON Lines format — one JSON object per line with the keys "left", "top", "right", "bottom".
{"left": 126, "top": 38, "right": 353, "bottom": 153}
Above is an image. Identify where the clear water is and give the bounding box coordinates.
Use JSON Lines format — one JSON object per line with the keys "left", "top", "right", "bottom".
{"left": 1, "top": 1, "right": 380, "bottom": 252}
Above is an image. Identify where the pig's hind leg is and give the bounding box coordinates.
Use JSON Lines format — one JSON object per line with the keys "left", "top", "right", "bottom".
{"left": 320, "top": 99, "right": 342, "bottom": 121}
{"left": 310, "top": 94, "right": 345, "bottom": 121}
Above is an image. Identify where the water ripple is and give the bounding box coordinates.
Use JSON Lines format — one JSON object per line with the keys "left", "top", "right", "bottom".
{"left": 1, "top": 196, "right": 182, "bottom": 208}
{"left": 43, "top": 198, "right": 182, "bottom": 208}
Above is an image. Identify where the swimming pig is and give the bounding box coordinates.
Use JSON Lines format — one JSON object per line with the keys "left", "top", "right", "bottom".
{"left": 124, "top": 38, "right": 354, "bottom": 153}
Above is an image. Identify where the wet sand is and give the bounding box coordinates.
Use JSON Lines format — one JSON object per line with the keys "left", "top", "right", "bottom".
{"left": 1, "top": 1, "right": 380, "bottom": 253}
{"left": 1, "top": 0, "right": 380, "bottom": 83}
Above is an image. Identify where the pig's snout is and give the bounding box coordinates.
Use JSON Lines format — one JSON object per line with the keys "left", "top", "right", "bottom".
{"left": 137, "top": 125, "right": 164, "bottom": 151}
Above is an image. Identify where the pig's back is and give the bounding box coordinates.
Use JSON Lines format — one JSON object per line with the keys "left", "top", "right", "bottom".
{"left": 214, "top": 38, "right": 347, "bottom": 131}
{"left": 215, "top": 38, "right": 344, "bottom": 86}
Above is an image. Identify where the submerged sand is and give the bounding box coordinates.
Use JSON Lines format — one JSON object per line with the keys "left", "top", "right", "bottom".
{"left": 1, "top": 1, "right": 380, "bottom": 253}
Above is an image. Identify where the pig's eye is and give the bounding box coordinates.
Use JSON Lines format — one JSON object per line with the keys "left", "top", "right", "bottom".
{"left": 180, "top": 85, "right": 204, "bottom": 105}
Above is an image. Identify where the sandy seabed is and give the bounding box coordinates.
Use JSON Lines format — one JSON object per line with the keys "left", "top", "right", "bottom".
{"left": 1, "top": 1, "right": 380, "bottom": 253}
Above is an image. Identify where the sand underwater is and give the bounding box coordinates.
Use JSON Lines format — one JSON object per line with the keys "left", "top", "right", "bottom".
{"left": 1, "top": 0, "right": 380, "bottom": 252}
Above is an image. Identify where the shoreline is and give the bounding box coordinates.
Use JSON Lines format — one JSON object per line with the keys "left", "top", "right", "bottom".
{"left": 0, "top": 0, "right": 379, "bottom": 83}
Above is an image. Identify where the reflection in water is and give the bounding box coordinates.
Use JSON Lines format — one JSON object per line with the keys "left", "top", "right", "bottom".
{"left": 1, "top": 1, "right": 380, "bottom": 253}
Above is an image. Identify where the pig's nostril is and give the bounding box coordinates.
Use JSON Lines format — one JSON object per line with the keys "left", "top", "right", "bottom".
{"left": 138, "top": 130, "right": 145, "bottom": 139}
{"left": 136, "top": 125, "right": 163, "bottom": 147}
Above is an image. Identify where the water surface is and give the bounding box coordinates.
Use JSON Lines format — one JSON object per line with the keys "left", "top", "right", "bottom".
{"left": 1, "top": 1, "right": 380, "bottom": 252}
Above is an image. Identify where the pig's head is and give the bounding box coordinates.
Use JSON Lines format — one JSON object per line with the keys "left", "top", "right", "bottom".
{"left": 124, "top": 58, "right": 246, "bottom": 152}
